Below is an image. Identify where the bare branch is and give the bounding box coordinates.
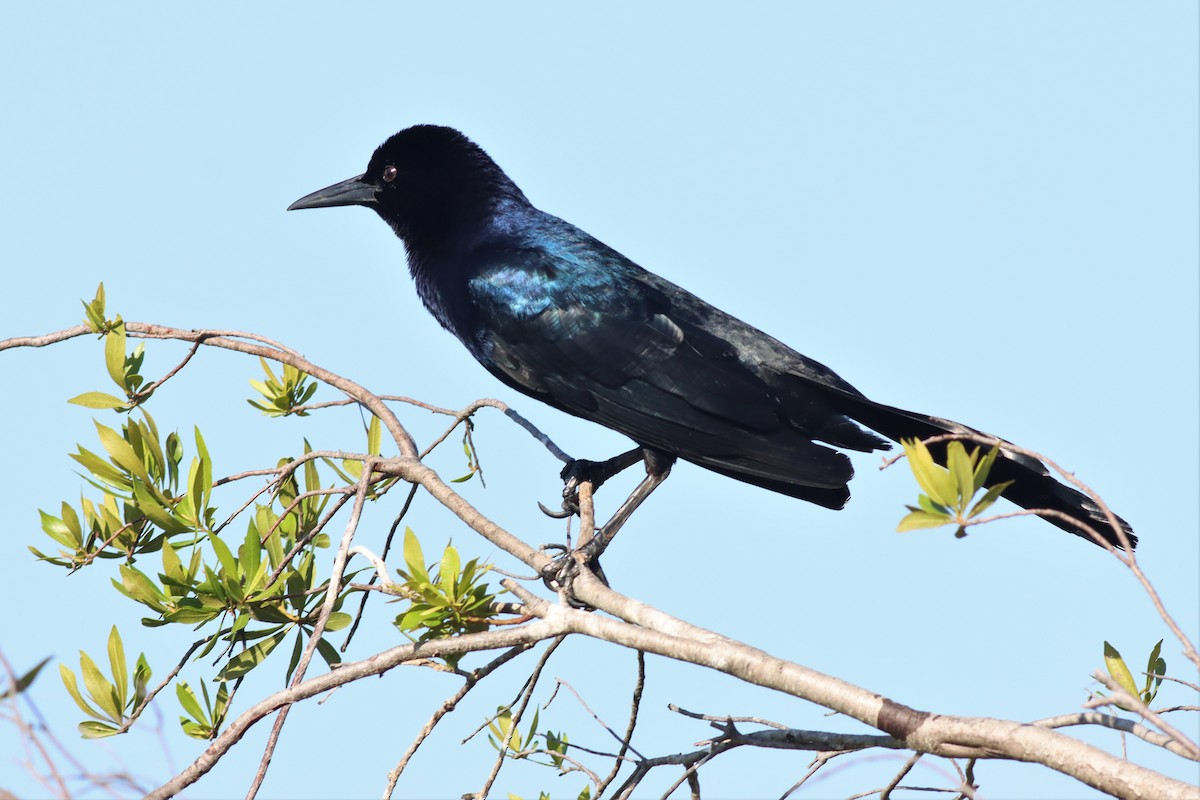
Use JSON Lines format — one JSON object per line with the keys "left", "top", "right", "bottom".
{"left": 506, "top": 580, "right": 1198, "bottom": 800}
{"left": 382, "top": 643, "right": 538, "bottom": 799}
{"left": 476, "top": 636, "right": 566, "bottom": 799}
{"left": 1035, "top": 711, "right": 1198, "bottom": 759}
{"left": 1089, "top": 670, "right": 1200, "bottom": 760}
{"left": 144, "top": 621, "right": 565, "bottom": 800}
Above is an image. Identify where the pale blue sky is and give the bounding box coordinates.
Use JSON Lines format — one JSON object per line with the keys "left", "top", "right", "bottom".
{"left": 1, "top": 4, "right": 1196, "bottom": 799}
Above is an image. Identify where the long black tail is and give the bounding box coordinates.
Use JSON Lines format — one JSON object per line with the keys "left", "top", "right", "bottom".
{"left": 838, "top": 394, "right": 1136, "bottom": 549}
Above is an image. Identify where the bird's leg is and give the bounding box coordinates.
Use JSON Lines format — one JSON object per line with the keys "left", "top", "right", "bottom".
{"left": 538, "top": 446, "right": 646, "bottom": 519}
{"left": 541, "top": 448, "right": 674, "bottom": 598}
{"left": 578, "top": 448, "right": 674, "bottom": 565}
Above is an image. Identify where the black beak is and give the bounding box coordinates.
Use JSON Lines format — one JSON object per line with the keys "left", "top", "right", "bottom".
{"left": 288, "top": 174, "right": 379, "bottom": 211}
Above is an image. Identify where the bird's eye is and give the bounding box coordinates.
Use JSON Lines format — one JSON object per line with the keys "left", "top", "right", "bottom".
{"left": 382, "top": 165, "right": 398, "bottom": 183}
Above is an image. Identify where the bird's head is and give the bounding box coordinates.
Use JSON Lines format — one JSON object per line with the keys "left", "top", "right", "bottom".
{"left": 288, "top": 125, "right": 525, "bottom": 252}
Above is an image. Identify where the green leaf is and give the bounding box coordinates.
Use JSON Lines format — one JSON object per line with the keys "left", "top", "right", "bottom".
{"left": 316, "top": 637, "right": 342, "bottom": 668}
{"left": 82, "top": 283, "right": 107, "bottom": 332}
{"left": 194, "top": 427, "right": 212, "bottom": 497}
{"left": 901, "top": 439, "right": 956, "bottom": 507}
{"left": 238, "top": 526, "right": 262, "bottom": 590}
{"left": 968, "top": 480, "right": 1014, "bottom": 519}
{"left": 132, "top": 654, "right": 152, "bottom": 707}
{"left": 367, "top": 414, "right": 382, "bottom": 456}
{"left": 118, "top": 564, "right": 168, "bottom": 612}
{"left": 106, "top": 627, "right": 128, "bottom": 712}
{"left": 947, "top": 442, "right": 975, "bottom": 507}
{"left": 217, "top": 631, "right": 286, "bottom": 681}
{"left": 78, "top": 651, "right": 121, "bottom": 723}
{"left": 104, "top": 322, "right": 127, "bottom": 389}
{"left": 1143, "top": 639, "right": 1166, "bottom": 703}
{"left": 439, "top": 544, "right": 461, "bottom": 597}
{"left": 68, "top": 391, "right": 129, "bottom": 410}
{"left": 40, "top": 509, "right": 81, "bottom": 549}
{"left": 209, "top": 533, "right": 238, "bottom": 579}
{"left": 162, "top": 604, "right": 221, "bottom": 624}
{"left": 916, "top": 494, "right": 949, "bottom": 516}
{"left": 60, "top": 664, "right": 104, "bottom": 720}
{"left": 78, "top": 721, "right": 121, "bottom": 739}
{"left": 161, "top": 539, "right": 183, "bottom": 582}
{"left": 402, "top": 528, "right": 430, "bottom": 585}
{"left": 1103, "top": 641, "right": 1141, "bottom": 710}
{"left": 94, "top": 421, "right": 149, "bottom": 483}
{"left": 175, "top": 681, "right": 208, "bottom": 724}
{"left": 1, "top": 657, "right": 52, "bottom": 700}
{"left": 324, "top": 612, "right": 352, "bottom": 632}
{"left": 897, "top": 509, "right": 951, "bottom": 532}
{"left": 972, "top": 445, "right": 1000, "bottom": 492}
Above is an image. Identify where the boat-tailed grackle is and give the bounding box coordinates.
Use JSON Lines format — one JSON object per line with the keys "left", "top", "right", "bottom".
{"left": 289, "top": 125, "right": 1135, "bottom": 570}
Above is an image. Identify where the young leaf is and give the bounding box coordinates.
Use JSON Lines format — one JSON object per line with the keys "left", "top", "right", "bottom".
{"left": 367, "top": 414, "right": 382, "bottom": 456}
{"left": 901, "top": 439, "right": 957, "bottom": 507}
{"left": 217, "top": 630, "right": 286, "bottom": 681}
{"left": 897, "top": 509, "right": 950, "bottom": 532}
{"left": 106, "top": 627, "right": 128, "bottom": 712}
{"left": 68, "top": 391, "right": 129, "bottom": 410}
{"left": 40, "top": 509, "right": 81, "bottom": 549}
{"left": 94, "top": 421, "right": 150, "bottom": 483}
{"left": 209, "top": 533, "right": 238, "bottom": 580}
{"left": 60, "top": 664, "right": 105, "bottom": 720}
{"left": 968, "top": 480, "right": 1014, "bottom": 519}
{"left": 1103, "top": 641, "right": 1141, "bottom": 710}
{"left": 176, "top": 681, "right": 209, "bottom": 724}
{"left": 402, "top": 528, "right": 430, "bottom": 585}
{"left": 78, "top": 721, "right": 121, "bottom": 739}
{"left": 323, "top": 612, "right": 352, "bottom": 631}
{"left": 947, "top": 441, "right": 975, "bottom": 507}
{"left": 972, "top": 445, "right": 1000, "bottom": 492}
{"left": 1143, "top": 639, "right": 1166, "bottom": 703}
{"left": 439, "top": 543, "right": 461, "bottom": 597}
{"left": 104, "top": 322, "right": 128, "bottom": 389}
{"left": 78, "top": 651, "right": 121, "bottom": 723}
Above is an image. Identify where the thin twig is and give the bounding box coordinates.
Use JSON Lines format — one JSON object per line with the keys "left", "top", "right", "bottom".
{"left": 553, "top": 679, "right": 647, "bottom": 760}
{"left": 880, "top": 752, "right": 922, "bottom": 799}
{"left": 1035, "top": 711, "right": 1198, "bottom": 759}
{"left": 382, "top": 643, "right": 538, "bottom": 799}
{"left": 1089, "top": 670, "right": 1200, "bottom": 760}
{"left": 778, "top": 751, "right": 850, "bottom": 799}
{"left": 476, "top": 636, "right": 567, "bottom": 799}
{"left": 244, "top": 461, "right": 377, "bottom": 800}
{"left": 597, "top": 650, "right": 646, "bottom": 798}
{"left": 882, "top": 431, "right": 1198, "bottom": 669}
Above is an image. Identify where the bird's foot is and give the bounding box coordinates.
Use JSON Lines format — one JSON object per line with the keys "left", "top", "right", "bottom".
{"left": 539, "top": 540, "right": 607, "bottom": 609}
{"left": 537, "top": 457, "right": 618, "bottom": 520}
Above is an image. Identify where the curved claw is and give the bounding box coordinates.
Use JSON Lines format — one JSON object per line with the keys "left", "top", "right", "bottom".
{"left": 538, "top": 500, "right": 575, "bottom": 519}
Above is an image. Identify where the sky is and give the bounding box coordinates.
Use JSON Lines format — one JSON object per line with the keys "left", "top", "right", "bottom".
{"left": 1, "top": 3, "right": 1197, "bottom": 799}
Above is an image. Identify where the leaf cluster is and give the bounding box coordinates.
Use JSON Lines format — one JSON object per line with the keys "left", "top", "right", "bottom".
{"left": 1100, "top": 640, "right": 1167, "bottom": 712}
{"left": 59, "top": 627, "right": 151, "bottom": 739}
{"left": 897, "top": 438, "right": 1013, "bottom": 538}
{"left": 394, "top": 529, "right": 498, "bottom": 669}
{"left": 72, "top": 284, "right": 153, "bottom": 411}
{"left": 488, "top": 705, "right": 574, "bottom": 769}
{"left": 248, "top": 358, "right": 317, "bottom": 417}
{"left": 42, "top": 287, "right": 513, "bottom": 750}
{"left": 41, "top": 289, "right": 414, "bottom": 743}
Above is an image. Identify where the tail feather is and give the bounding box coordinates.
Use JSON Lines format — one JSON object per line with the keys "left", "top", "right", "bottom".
{"left": 836, "top": 395, "right": 1136, "bottom": 550}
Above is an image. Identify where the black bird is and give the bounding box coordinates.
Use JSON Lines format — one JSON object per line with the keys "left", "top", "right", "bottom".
{"left": 289, "top": 125, "right": 1134, "bottom": 557}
